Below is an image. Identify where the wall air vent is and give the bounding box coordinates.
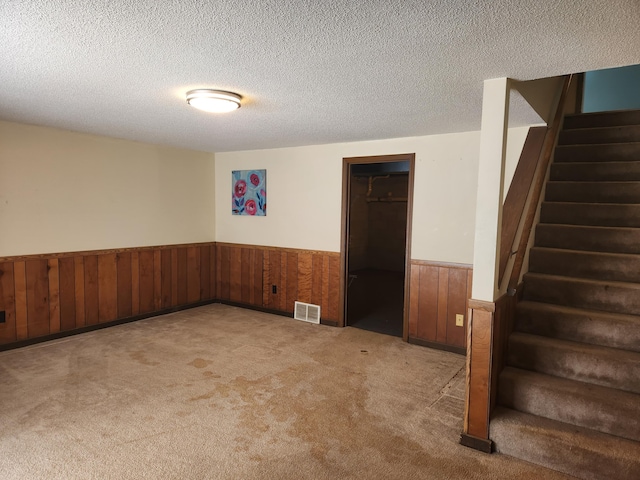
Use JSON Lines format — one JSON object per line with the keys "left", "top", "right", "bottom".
{"left": 293, "top": 301, "right": 321, "bottom": 324}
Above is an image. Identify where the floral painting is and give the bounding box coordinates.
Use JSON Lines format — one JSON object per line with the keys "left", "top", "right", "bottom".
{"left": 232, "top": 169, "right": 266, "bottom": 216}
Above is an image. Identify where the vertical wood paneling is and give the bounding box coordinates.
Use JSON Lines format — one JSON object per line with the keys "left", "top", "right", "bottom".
{"left": 48, "top": 259, "right": 61, "bottom": 333}
{"left": 1, "top": 242, "right": 216, "bottom": 346}
{"left": 279, "top": 252, "right": 288, "bottom": 312}
{"left": 220, "top": 246, "right": 230, "bottom": 301}
{"left": 200, "top": 246, "right": 210, "bottom": 301}
{"left": 253, "top": 249, "right": 263, "bottom": 307}
{"left": 1, "top": 243, "right": 346, "bottom": 346}
{"left": 25, "top": 260, "right": 50, "bottom": 337}
{"left": 98, "top": 254, "right": 118, "bottom": 323}
{"left": 138, "top": 250, "right": 155, "bottom": 314}
{"left": 74, "top": 256, "right": 85, "bottom": 327}
{"left": 229, "top": 247, "right": 242, "bottom": 303}
{"left": 131, "top": 252, "right": 140, "bottom": 316}
{"left": 171, "top": 248, "right": 179, "bottom": 307}
{"left": 286, "top": 252, "right": 298, "bottom": 312}
{"left": 446, "top": 268, "right": 469, "bottom": 348}
{"left": 320, "top": 256, "right": 330, "bottom": 320}
{"left": 262, "top": 250, "right": 270, "bottom": 306}
{"left": 436, "top": 268, "right": 449, "bottom": 344}
{"left": 58, "top": 257, "right": 75, "bottom": 331}
{"left": 0, "top": 262, "right": 17, "bottom": 343}
{"left": 327, "top": 255, "right": 340, "bottom": 321}
{"left": 408, "top": 265, "right": 420, "bottom": 338}
{"left": 241, "top": 248, "right": 251, "bottom": 304}
{"left": 14, "top": 261, "right": 28, "bottom": 340}
{"left": 153, "top": 249, "right": 162, "bottom": 310}
{"left": 161, "top": 249, "right": 172, "bottom": 308}
{"left": 187, "top": 247, "right": 201, "bottom": 304}
{"left": 209, "top": 244, "right": 217, "bottom": 300}
{"left": 267, "top": 250, "right": 281, "bottom": 309}
{"left": 84, "top": 255, "right": 99, "bottom": 326}
{"left": 311, "top": 254, "right": 323, "bottom": 308}
{"left": 117, "top": 253, "right": 132, "bottom": 318}
{"left": 249, "top": 250, "right": 256, "bottom": 305}
{"left": 409, "top": 261, "right": 473, "bottom": 350}
{"left": 297, "top": 252, "right": 313, "bottom": 304}
{"left": 177, "top": 248, "right": 188, "bottom": 305}
{"left": 417, "top": 265, "right": 438, "bottom": 341}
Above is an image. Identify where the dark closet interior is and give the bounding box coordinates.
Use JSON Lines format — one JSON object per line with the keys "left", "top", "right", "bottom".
{"left": 346, "top": 162, "right": 409, "bottom": 337}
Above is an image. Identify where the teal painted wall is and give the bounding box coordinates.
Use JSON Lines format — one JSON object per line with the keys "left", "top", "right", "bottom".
{"left": 583, "top": 64, "right": 640, "bottom": 113}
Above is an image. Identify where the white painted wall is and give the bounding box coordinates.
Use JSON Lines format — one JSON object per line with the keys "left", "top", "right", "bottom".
{"left": 216, "top": 131, "right": 487, "bottom": 264}
{"left": 0, "top": 121, "right": 216, "bottom": 257}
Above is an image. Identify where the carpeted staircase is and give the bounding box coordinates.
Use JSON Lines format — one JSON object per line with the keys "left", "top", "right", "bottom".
{"left": 490, "top": 109, "right": 640, "bottom": 480}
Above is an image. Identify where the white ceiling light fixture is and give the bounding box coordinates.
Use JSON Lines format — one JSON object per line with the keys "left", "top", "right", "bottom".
{"left": 186, "top": 89, "right": 242, "bottom": 113}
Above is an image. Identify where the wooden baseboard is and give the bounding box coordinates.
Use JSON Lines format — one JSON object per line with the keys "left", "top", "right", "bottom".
{"left": 218, "top": 300, "right": 339, "bottom": 327}
{"left": 408, "top": 336, "right": 466, "bottom": 355}
{"left": 0, "top": 299, "right": 217, "bottom": 352}
{"left": 459, "top": 432, "right": 493, "bottom": 453}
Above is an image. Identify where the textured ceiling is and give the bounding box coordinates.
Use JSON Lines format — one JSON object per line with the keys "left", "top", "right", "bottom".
{"left": 1, "top": 0, "right": 639, "bottom": 152}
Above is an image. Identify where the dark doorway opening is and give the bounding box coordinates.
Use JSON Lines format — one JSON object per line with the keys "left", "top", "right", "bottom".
{"left": 340, "top": 155, "right": 414, "bottom": 339}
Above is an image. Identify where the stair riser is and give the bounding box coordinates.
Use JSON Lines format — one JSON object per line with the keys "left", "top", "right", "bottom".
{"left": 529, "top": 248, "right": 640, "bottom": 283}
{"left": 535, "top": 224, "right": 640, "bottom": 254}
{"left": 540, "top": 202, "right": 640, "bottom": 227}
{"left": 550, "top": 161, "right": 640, "bottom": 181}
{"left": 523, "top": 273, "right": 640, "bottom": 316}
{"left": 491, "top": 407, "right": 640, "bottom": 480}
{"left": 516, "top": 303, "right": 640, "bottom": 353}
{"left": 499, "top": 371, "right": 640, "bottom": 442}
{"left": 555, "top": 143, "right": 640, "bottom": 163}
{"left": 559, "top": 125, "right": 640, "bottom": 145}
{"left": 545, "top": 182, "right": 640, "bottom": 203}
{"left": 564, "top": 110, "right": 640, "bottom": 129}
{"left": 506, "top": 335, "right": 640, "bottom": 394}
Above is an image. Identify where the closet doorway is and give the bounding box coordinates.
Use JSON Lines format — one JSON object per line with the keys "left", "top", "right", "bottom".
{"left": 340, "top": 154, "right": 414, "bottom": 339}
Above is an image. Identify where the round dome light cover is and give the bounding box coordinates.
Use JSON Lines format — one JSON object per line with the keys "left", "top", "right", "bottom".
{"left": 186, "top": 89, "right": 242, "bottom": 113}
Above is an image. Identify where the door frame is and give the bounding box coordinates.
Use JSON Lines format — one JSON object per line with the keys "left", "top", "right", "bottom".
{"left": 338, "top": 153, "right": 415, "bottom": 341}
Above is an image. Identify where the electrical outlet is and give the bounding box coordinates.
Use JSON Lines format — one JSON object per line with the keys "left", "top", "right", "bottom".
{"left": 455, "top": 314, "right": 464, "bottom": 327}
{"left": 272, "top": 285, "right": 277, "bottom": 294}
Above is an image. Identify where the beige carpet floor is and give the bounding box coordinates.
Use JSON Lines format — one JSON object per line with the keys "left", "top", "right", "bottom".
{"left": 0, "top": 304, "right": 572, "bottom": 479}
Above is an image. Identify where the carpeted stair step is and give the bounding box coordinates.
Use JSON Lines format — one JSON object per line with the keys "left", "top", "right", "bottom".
{"left": 498, "top": 367, "right": 640, "bottom": 441}
{"left": 529, "top": 247, "right": 640, "bottom": 283}
{"left": 540, "top": 202, "right": 640, "bottom": 227}
{"left": 506, "top": 332, "right": 640, "bottom": 394}
{"left": 564, "top": 109, "right": 640, "bottom": 130}
{"left": 558, "top": 125, "right": 640, "bottom": 146}
{"left": 550, "top": 161, "right": 640, "bottom": 181}
{"left": 545, "top": 181, "right": 640, "bottom": 203}
{"left": 515, "top": 301, "right": 640, "bottom": 353}
{"left": 490, "top": 406, "right": 640, "bottom": 480}
{"left": 535, "top": 224, "right": 640, "bottom": 254}
{"left": 523, "top": 272, "right": 640, "bottom": 316}
{"left": 554, "top": 143, "right": 640, "bottom": 163}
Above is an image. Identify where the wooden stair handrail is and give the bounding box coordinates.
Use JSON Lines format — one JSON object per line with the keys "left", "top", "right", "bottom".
{"left": 507, "top": 74, "right": 573, "bottom": 295}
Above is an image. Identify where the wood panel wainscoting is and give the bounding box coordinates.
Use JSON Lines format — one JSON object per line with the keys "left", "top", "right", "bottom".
{"left": 460, "top": 291, "right": 519, "bottom": 453}
{"left": 215, "top": 243, "right": 341, "bottom": 325}
{"left": 0, "top": 243, "right": 217, "bottom": 349}
{"left": 408, "top": 260, "right": 473, "bottom": 354}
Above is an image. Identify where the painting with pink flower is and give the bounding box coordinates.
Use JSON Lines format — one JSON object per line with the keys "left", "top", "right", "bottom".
{"left": 232, "top": 169, "right": 266, "bottom": 216}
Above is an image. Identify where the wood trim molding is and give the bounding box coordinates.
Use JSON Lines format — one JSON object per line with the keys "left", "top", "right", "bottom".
{"left": 0, "top": 242, "right": 216, "bottom": 263}
{"left": 340, "top": 153, "right": 416, "bottom": 337}
{"left": 408, "top": 336, "right": 465, "bottom": 355}
{"left": 468, "top": 298, "right": 496, "bottom": 312}
{"left": 460, "top": 433, "right": 492, "bottom": 453}
{"left": 215, "top": 242, "right": 340, "bottom": 257}
{"left": 410, "top": 259, "right": 473, "bottom": 270}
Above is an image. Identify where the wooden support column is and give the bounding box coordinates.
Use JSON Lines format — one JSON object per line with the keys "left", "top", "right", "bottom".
{"left": 461, "top": 78, "right": 511, "bottom": 452}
